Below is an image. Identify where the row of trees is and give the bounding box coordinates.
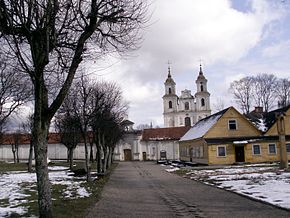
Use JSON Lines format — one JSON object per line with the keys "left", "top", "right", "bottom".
{"left": 229, "top": 74, "right": 290, "bottom": 114}
{"left": 55, "top": 76, "right": 127, "bottom": 181}
{"left": 0, "top": 0, "right": 148, "bottom": 216}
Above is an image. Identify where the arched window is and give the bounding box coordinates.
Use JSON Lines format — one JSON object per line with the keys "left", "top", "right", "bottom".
{"left": 169, "top": 101, "right": 172, "bottom": 109}
{"left": 185, "top": 102, "right": 189, "bottom": 110}
{"left": 168, "top": 87, "right": 172, "bottom": 94}
{"left": 201, "top": 98, "right": 205, "bottom": 106}
{"left": 200, "top": 82, "right": 204, "bottom": 92}
{"left": 185, "top": 117, "right": 191, "bottom": 126}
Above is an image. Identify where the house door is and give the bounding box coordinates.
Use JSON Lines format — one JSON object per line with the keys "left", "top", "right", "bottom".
{"left": 142, "top": 152, "right": 146, "bottom": 161}
{"left": 235, "top": 146, "right": 245, "bottom": 162}
{"left": 124, "top": 149, "right": 132, "bottom": 161}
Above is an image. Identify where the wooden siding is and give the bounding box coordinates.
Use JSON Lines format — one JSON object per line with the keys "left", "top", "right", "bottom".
{"left": 208, "top": 144, "right": 235, "bottom": 165}
{"left": 179, "top": 139, "right": 208, "bottom": 164}
{"left": 205, "top": 107, "right": 262, "bottom": 139}
{"left": 265, "top": 108, "right": 290, "bottom": 136}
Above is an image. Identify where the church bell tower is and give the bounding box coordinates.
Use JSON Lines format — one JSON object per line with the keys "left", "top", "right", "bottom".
{"left": 163, "top": 66, "right": 178, "bottom": 127}
{"left": 195, "top": 64, "right": 211, "bottom": 113}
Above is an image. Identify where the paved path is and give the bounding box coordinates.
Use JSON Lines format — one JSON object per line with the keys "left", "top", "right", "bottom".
{"left": 86, "top": 162, "right": 290, "bottom": 218}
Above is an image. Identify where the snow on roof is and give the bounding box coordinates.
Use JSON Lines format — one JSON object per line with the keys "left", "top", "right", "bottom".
{"left": 180, "top": 110, "right": 225, "bottom": 141}
{"left": 257, "top": 118, "right": 267, "bottom": 132}
{"left": 233, "top": 140, "right": 248, "bottom": 144}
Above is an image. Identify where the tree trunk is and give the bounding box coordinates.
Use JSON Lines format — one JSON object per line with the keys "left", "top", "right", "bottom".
{"left": 32, "top": 121, "right": 52, "bottom": 218}
{"left": 102, "top": 146, "right": 108, "bottom": 172}
{"left": 102, "top": 133, "right": 107, "bottom": 172}
{"left": 67, "top": 149, "right": 70, "bottom": 163}
{"left": 16, "top": 144, "right": 19, "bottom": 163}
{"left": 111, "top": 147, "right": 114, "bottom": 164}
{"left": 28, "top": 140, "right": 33, "bottom": 173}
{"left": 107, "top": 146, "right": 112, "bottom": 169}
{"left": 69, "top": 149, "right": 74, "bottom": 170}
{"left": 89, "top": 141, "right": 94, "bottom": 163}
{"left": 96, "top": 131, "right": 102, "bottom": 173}
{"left": 83, "top": 133, "right": 91, "bottom": 182}
{"left": 12, "top": 144, "right": 16, "bottom": 163}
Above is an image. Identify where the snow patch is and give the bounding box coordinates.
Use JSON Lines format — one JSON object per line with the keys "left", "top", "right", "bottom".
{"left": 180, "top": 114, "right": 222, "bottom": 141}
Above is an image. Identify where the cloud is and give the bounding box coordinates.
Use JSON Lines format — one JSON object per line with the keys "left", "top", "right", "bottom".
{"left": 87, "top": 0, "right": 286, "bottom": 126}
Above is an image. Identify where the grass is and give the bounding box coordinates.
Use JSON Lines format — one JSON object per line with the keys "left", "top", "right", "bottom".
{"left": 172, "top": 168, "right": 190, "bottom": 176}
{"left": 0, "top": 161, "right": 117, "bottom": 218}
{"left": 0, "top": 161, "right": 28, "bottom": 172}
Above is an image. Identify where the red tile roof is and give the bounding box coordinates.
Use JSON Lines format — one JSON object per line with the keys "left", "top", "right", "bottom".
{"left": 141, "top": 126, "right": 190, "bottom": 141}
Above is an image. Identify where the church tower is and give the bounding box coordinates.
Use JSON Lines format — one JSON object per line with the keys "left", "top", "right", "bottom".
{"left": 195, "top": 64, "right": 211, "bottom": 119}
{"left": 163, "top": 66, "right": 178, "bottom": 127}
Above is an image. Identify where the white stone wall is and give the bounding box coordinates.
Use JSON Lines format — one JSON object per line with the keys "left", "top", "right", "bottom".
{"left": 0, "top": 143, "right": 96, "bottom": 161}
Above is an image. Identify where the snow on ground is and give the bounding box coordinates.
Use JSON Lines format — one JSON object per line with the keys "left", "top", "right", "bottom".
{"left": 0, "top": 166, "right": 90, "bottom": 217}
{"left": 181, "top": 164, "right": 290, "bottom": 209}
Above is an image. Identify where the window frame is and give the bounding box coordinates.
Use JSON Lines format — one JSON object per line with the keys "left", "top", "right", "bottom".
{"left": 268, "top": 143, "right": 277, "bottom": 155}
{"left": 184, "top": 102, "right": 189, "bottom": 110}
{"left": 286, "top": 143, "right": 290, "bottom": 153}
{"left": 217, "top": 146, "right": 226, "bottom": 157}
{"left": 228, "top": 119, "right": 237, "bottom": 130}
{"left": 201, "top": 98, "right": 205, "bottom": 107}
{"left": 168, "top": 101, "right": 172, "bottom": 109}
{"left": 252, "top": 144, "right": 261, "bottom": 155}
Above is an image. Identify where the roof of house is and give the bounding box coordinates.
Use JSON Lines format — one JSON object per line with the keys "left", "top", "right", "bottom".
{"left": 180, "top": 107, "right": 229, "bottom": 141}
{"left": 246, "top": 105, "right": 290, "bottom": 132}
{"left": 1, "top": 132, "right": 64, "bottom": 145}
{"left": 141, "top": 126, "right": 190, "bottom": 141}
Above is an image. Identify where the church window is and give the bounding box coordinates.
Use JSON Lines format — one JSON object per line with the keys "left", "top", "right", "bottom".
{"left": 169, "top": 101, "right": 172, "bottom": 109}
{"left": 201, "top": 98, "right": 205, "bottom": 106}
{"left": 168, "top": 87, "right": 172, "bottom": 94}
{"left": 185, "top": 117, "right": 191, "bottom": 126}
{"left": 185, "top": 102, "right": 189, "bottom": 110}
{"left": 200, "top": 82, "right": 204, "bottom": 92}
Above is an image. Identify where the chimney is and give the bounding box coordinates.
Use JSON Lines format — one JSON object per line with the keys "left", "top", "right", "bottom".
{"left": 254, "top": 106, "right": 263, "bottom": 113}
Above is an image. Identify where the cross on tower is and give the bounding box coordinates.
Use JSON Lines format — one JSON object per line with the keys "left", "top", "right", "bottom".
{"left": 167, "top": 60, "right": 172, "bottom": 76}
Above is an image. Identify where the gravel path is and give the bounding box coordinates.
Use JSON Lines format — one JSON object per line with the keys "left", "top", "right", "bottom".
{"left": 86, "top": 162, "right": 290, "bottom": 218}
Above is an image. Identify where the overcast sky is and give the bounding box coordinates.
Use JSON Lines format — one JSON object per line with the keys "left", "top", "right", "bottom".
{"left": 86, "top": 0, "right": 290, "bottom": 128}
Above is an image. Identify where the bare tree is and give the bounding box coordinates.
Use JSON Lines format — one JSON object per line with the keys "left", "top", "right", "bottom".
{"left": 212, "top": 97, "right": 225, "bottom": 113}
{"left": 252, "top": 74, "right": 277, "bottom": 112}
{"left": 55, "top": 95, "right": 81, "bottom": 169}
{"left": 276, "top": 78, "right": 290, "bottom": 108}
{"left": 22, "top": 114, "right": 34, "bottom": 173}
{"left": 229, "top": 76, "right": 253, "bottom": 114}
{"left": 0, "top": 56, "right": 30, "bottom": 134}
{"left": 90, "top": 82, "right": 128, "bottom": 173}
{"left": 74, "top": 75, "right": 95, "bottom": 181}
{"left": 0, "top": 1, "right": 147, "bottom": 216}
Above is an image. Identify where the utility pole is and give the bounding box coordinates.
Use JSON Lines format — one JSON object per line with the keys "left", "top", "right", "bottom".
{"left": 277, "top": 113, "right": 288, "bottom": 169}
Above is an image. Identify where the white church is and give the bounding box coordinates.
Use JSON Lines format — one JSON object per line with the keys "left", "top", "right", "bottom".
{"left": 163, "top": 65, "right": 211, "bottom": 127}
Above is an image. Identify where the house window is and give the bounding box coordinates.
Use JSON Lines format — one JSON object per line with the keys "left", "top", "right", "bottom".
{"left": 201, "top": 98, "right": 205, "bottom": 106}
{"left": 286, "top": 143, "right": 290, "bottom": 153}
{"left": 185, "top": 102, "right": 189, "bottom": 110}
{"left": 168, "top": 88, "right": 172, "bottom": 94}
{"left": 228, "top": 120, "right": 237, "bottom": 130}
{"left": 217, "top": 146, "right": 226, "bottom": 157}
{"left": 252, "top": 144, "right": 261, "bottom": 155}
{"left": 268, "top": 144, "right": 276, "bottom": 154}
{"left": 169, "top": 101, "right": 172, "bottom": 109}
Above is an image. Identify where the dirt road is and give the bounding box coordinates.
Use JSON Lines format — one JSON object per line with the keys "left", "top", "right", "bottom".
{"left": 86, "top": 162, "right": 290, "bottom": 218}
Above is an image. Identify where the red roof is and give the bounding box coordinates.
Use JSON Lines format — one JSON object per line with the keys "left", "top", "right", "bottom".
{"left": 141, "top": 126, "right": 190, "bottom": 141}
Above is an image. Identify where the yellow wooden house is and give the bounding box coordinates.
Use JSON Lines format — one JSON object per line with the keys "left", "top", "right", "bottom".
{"left": 179, "top": 106, "right": 290, "bottom": 165}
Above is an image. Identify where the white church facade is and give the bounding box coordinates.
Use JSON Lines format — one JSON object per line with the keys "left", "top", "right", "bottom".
{"left": 163, "top": 65, "right": 211, "bottom": 127}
